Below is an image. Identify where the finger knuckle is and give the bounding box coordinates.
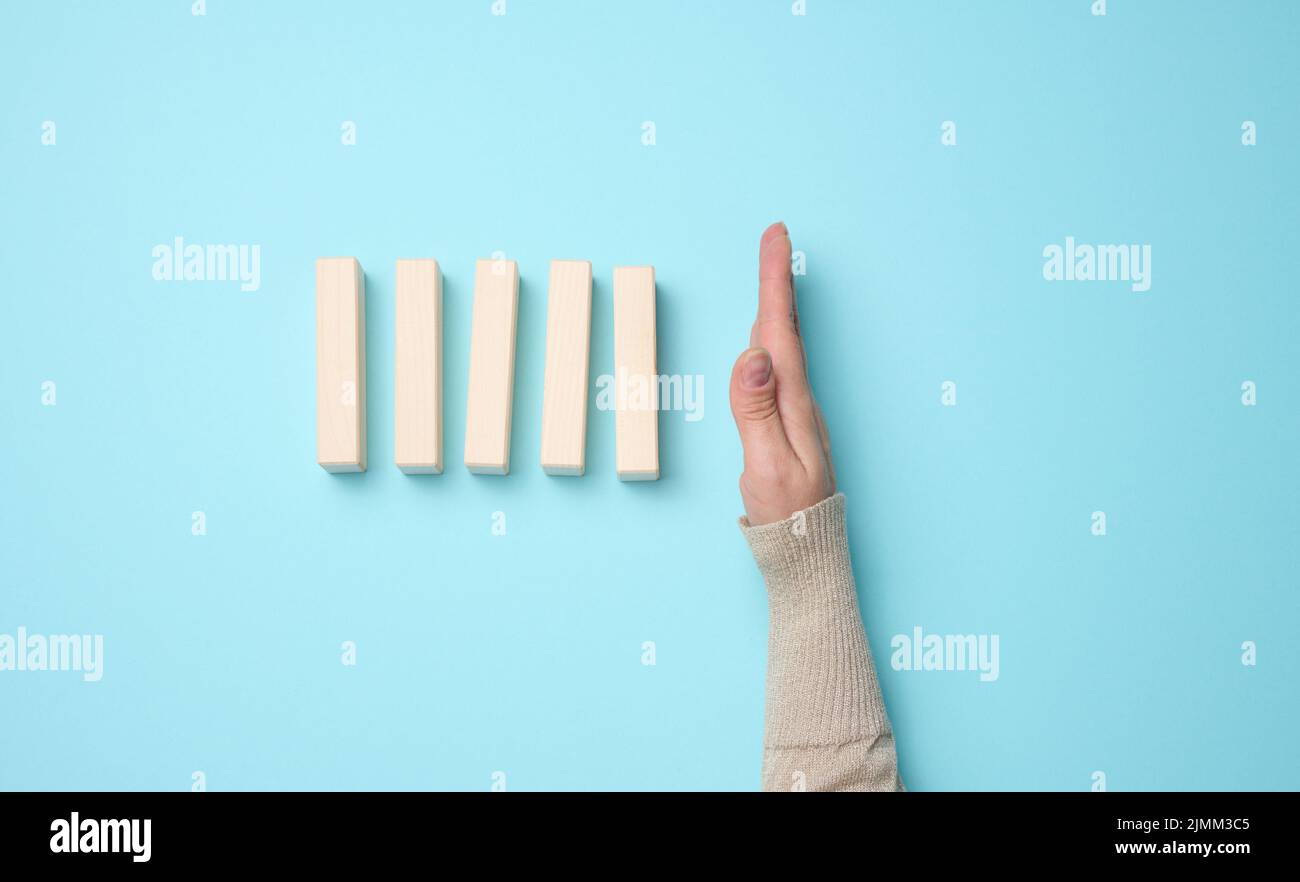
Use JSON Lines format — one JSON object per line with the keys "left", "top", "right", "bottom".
{"left": 734, "top": 394, "right": 779, "bottom": 424}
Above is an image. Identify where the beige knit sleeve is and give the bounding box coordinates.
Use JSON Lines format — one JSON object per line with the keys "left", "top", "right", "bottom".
{"left": 739, "top": 493, "right": 904, "bottom": 792}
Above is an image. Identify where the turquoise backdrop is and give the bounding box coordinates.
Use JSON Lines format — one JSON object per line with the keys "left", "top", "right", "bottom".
{"left": 2, "top": 0, "right": 1297, "bottom": 791}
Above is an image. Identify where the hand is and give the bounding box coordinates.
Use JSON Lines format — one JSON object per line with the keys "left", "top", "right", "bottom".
{"left": 729, "top": 222, "right": 837, "bottom": 526}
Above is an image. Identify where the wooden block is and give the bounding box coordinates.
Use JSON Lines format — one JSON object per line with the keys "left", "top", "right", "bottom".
{"left": 394, "top": 259, "right": 443, "bottom": 474}
{"left": 540, "top": 260, "right": 593, "bottom": 475}
{"left": 613, "top": 265, "right": 659, "bottom": 481}
{"left": 464, "top": 257, "right": 519, "bottom": 475}
{"left": 315, "top": 257, "right": 366, "bottom": 472}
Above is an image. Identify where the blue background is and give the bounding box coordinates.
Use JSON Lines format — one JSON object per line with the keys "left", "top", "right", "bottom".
{"left": 2, "top": 0, "right": 1297, "bottom": 791}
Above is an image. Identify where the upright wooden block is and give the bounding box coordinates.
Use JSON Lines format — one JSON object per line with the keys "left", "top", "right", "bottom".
{"left": 394, "top": 259, "right": 443, "bottom": 474}
{"left": 540, "top": 260, "right": 593, "bottom": 475}
{"left": 613, "top": 266, "right": 659, "bottom": 481}
{"left": 316, "top": 257, "right": 366, "bottom": 472}
{"left": 464, "top": 257, "right": 519, "bottom": 475}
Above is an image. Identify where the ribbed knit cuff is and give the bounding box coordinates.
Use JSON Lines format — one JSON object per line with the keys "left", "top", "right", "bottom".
{"left": 740, "top": 493, "right": 854, "bottom": 598}
{"left": 739, "top": 493, "right": 890, "bottom": 748}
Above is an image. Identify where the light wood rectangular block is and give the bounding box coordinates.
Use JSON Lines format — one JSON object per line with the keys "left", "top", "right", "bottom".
{"left": 464, "top": 257, "right": 519, "bottom": 475}
{"left": 394, "top": 259, "right": 443, "bottom": 474}
{"left": 613, "top": 265, "right": 659, "bottom": 481}
{"left": 540, "top": 260, "right": 593, "bottom": 476}
{"left": 316, "top": 257, "right": 366, "bottom": 473}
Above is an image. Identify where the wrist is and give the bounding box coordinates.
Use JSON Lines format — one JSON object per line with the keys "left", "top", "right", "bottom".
{"left": 739, "top": 492, "right": 852, "bottom": 601}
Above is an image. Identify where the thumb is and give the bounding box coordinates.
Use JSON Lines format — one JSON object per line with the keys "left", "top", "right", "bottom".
{"left": 729, "top": 347, "right": 791, "bottom": 464}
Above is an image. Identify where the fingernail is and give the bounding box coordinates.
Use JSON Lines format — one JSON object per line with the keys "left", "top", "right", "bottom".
{"left": 742, "top": 349, "right": 772, "bottom": 389}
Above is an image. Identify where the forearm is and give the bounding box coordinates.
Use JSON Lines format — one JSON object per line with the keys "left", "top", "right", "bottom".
{"left": 741, "top": 493, "right": 903, "bottom": 792}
